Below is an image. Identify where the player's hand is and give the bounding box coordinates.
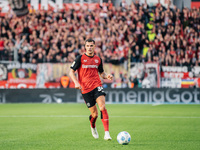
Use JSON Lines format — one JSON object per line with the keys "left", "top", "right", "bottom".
{"left": 75, "top": 82, "right": 82, "bottom": 90}
{"left": 107, "top": 74, "right": 113, "bottom": 80}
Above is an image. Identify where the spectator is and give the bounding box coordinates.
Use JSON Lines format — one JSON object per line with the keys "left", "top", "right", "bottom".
{"left": 60, "top": 74, "right": 70, "bottom": 88}
{"left": 129, "top": 75, "right": 138, "bottom": 88}
{"left": 0, "top": 0, "right": 199, "bottom": 68}
{"left": 131, "top": 45, "right": 141, "bottom": 62}
{"left": 120, "top": 0, "right": 127, "bottom": 11}
{"left": 0, "top": 37, "right": 4, "bottom": 60}
{"left": 120, "top": 73, "right": 128, "bottom": 88}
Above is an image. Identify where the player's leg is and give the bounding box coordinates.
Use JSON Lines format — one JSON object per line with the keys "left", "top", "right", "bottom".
{"left": 88, "top": 105, "right": 99, "bottom": 139}
{"left": 96, "top": 95, "right": 112, "bottom": 140}
{"left": 82, "top": 90, "right": 99, "bottom": 139}
{"left": 89, "top": 105, "right": 98, "bottom": 128}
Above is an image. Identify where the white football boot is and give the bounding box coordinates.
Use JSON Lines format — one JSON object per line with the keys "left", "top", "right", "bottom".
{"left": 91, "top": 127, "right": 99, "bottom": 139}
{"left": 104, "top": 131, "right": 112, "bottom": 140}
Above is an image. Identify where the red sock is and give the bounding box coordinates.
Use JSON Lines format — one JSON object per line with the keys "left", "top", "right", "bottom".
{"left": 89, "top": 115, "right": 97, "bottom": 128}
{"left": 101, "top": 109, "right": 109, "bottom": 131}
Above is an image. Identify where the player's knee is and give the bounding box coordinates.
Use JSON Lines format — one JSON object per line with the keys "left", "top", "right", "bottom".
{"left": 99, "top": 105, "right": 106, "bottom": 111}
{"left": 91, "top": 112, "right": 98, "bottom": 118}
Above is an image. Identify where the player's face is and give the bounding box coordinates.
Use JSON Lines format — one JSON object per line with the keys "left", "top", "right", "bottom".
{"left": 85, "top": 42, "right": 95, "bottom": 56}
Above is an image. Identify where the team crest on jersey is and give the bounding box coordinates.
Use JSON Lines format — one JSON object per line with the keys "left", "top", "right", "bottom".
{"left": 83, "top": 60, "right": 87, "bottom": 62}
{"left": 95, "top": 59, "right": 98, "bottom": 63}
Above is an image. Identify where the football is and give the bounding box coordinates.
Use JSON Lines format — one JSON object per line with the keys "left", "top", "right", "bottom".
{"left": 117, "top": 131, "right": 131, "bottom": 145}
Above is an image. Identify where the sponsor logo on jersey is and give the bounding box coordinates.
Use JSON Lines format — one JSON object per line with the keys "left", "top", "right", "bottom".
{"left": 82, "top": 65, "right": 98, "bottom": 68}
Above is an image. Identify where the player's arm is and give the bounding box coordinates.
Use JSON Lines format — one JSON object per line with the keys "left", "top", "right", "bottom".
{"left": 100, "top": 72, "right": 113, "bottom": 80}
{"left": 98, "top": 58, "right": 113, "bottom": 80}
{"left": 69, "top": 55, "right": 82, "bottom": 89}
{"left": 69, "top": 69, "right": 81, "bottom": 89}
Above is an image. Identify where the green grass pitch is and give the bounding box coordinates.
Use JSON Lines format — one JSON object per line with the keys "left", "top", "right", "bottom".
{"left": 0, "top": 103, "right": 200, "bottom": 150}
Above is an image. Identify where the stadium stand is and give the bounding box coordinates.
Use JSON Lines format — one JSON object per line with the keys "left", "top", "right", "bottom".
{"left": 0, "top": 1, "right": 199, "bottom": 67}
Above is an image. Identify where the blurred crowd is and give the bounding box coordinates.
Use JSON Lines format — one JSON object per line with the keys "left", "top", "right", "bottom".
{"left": 0, "top": 0, "right": 200, "bottom": 67}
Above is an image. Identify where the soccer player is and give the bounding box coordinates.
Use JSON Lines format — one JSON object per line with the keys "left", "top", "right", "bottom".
{"left": 69, "top": 39, "right": 113, "bottom": 140}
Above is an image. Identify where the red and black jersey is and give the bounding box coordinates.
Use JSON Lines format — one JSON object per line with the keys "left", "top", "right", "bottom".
{"left": 70, "top": 53, "right": 104, "bottom": 94}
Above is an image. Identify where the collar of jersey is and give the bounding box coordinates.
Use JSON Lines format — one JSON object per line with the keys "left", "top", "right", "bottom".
{"left": 84, "top": 53, "right": 94, "bottom": 58}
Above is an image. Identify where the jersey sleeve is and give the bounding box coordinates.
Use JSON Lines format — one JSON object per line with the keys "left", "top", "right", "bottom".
{"left": 98, "top": 58, "right": 104, "bottom": 73}
{"left": 70, "top": 55, "right": 82, "bottom": 71}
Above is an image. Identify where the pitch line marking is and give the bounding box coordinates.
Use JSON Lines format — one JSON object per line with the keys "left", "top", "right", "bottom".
{"left": 0, "top": 115, "right": 199, "bottom": 119}
{"left": 152, "top": 103, "right": 163, "bottom": 106}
